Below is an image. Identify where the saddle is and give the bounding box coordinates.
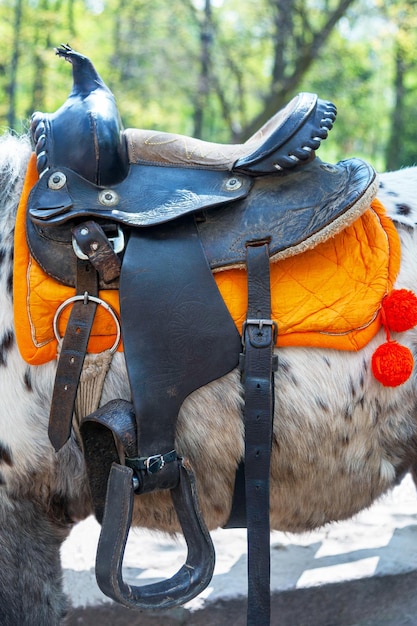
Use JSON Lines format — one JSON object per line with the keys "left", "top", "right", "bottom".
{"left": 27, "top": 46, "right": 377, "bottom": 624}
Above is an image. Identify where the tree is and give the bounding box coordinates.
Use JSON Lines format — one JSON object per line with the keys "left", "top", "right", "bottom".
{"left": 384, "top": 0, "right": 417, "bottom": 169}
{"left": 1, "top": 0, "right": 417, "bottom": 170}
{"left": 6, "top": 0, "right": 24, "bottom": 129}
{"left": 239, "top": 0, "right": 357, "bottom": 139}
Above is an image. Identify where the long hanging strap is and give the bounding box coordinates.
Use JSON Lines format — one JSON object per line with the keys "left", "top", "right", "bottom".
{"left": 243, "top": 242, "right": 276, "bottom": 626}
{"left": 48, "top": 259, "right": 98, "bottom": 451}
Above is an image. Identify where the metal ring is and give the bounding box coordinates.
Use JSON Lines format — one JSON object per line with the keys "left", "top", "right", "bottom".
{"left": 53, "top": 294, "right": 121, "bottom": 354}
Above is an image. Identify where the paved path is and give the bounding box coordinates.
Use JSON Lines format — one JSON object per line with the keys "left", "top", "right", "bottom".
{"left": 62, "top": 474, "right": 417, "bottom": 625}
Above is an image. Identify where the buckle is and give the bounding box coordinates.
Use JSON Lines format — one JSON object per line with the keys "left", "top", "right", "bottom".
{"left": 242, "top": 318, "right": 278, "bottom": 347}
{"left": 72, "top": 224, "right": 125, "bottom": 260}
{"left": 126, "top": 450, "right": 178, "bottom": 476}
{"left": 145, "top": 454, "right": 166, "bottom": 474}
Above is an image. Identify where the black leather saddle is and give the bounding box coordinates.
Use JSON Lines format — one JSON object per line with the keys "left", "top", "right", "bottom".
{"left": 27, "top": 46, "right": 377, "bottom": 621}
{"left": 28, "top": 49, "right": 376, "bottom": 286}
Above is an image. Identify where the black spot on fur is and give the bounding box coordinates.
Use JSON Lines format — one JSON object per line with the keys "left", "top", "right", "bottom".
{"left": 6, "top": 270, "right": 13, "bottom": 296}
{"left": 290, "top": 374, "right": 299, "bottom": 386}
{"left": 344, "top": 405, "right": 353, "bottom": 421}
{"left": 387, "top": 190, "right": 399, "bottom": 197}
{"left": 23, "top": 368, "right": 33, "bottom": 392}
{"left": 396, "top": 203, "right": 412, "bottom": 216}
{"left": 349, "top": 377, "right": 357, "bottom": 400}
{"left": 372, "top": 398, "right": 382, "bottom": 425}
{"left": 278, "top": 359, "right": 299, "bottom": 385}
{"left": 379, "top": 182, "right": 384, "bottom": 189}
{"left": 315, "top": 397, "right": 329, "bottom": 412}
{"left": 0, "top": 329, "right": 14, "bottom": 366}
{"left": 323, "top": 356, "right": 331, "bottom": 368}
{"left": 0, "top": 441, "right": 13, "bottom": 466}
{"left": 279, "top": 359, "right": 291, "bottom": 373}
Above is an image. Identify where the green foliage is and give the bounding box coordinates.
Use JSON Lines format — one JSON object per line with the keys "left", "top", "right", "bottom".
{"left": 0, "top": 0, "right": 417, "bottom": 168}
{"left": 302, "top": 25, "right": 394, "bottom": 169}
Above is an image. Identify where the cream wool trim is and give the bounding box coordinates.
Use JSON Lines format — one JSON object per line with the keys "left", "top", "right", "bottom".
{"left": 74, "top": 349, "right": 114, "bottom": 424}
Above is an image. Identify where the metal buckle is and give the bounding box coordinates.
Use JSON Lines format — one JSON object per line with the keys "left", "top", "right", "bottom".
{"left": 242, "top": 318, "right": 278, "bottom": 347}
{"left": 72, "top": 224, "right": 125, "bottom": 260}
{"left": 145, "top": 454, "right": 166, "bottom": 474}
{"left": 126, "top": 450, "right": 178, "bottom": 476}
{"left": 245, "top": 318, "right": 275, "bottom": 331}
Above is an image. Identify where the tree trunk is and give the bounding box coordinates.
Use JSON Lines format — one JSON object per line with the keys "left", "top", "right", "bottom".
{"left": 193, "top": 0, "right": 213, "bottom": 138}
{"left": 385, "top": 42, "right": 406, "bottom": 171}
{"left": 239, "top": 0, "right": 356, "bottom": 140}
{"left": 7, "top": 0, "right": 24, "bottom": 130}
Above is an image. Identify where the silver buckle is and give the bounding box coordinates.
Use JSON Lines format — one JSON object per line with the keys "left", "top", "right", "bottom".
{"left": 244, "top": 318, "right": 275, "bottom": 331}
{"left": 145, "top": 454, "right": 165, "bottom": 474}
{"left": 242, "top": 318, "right": 278, "bottom": 347}
{"left": 72, "top": 224, "right": 125, "bottom": 260}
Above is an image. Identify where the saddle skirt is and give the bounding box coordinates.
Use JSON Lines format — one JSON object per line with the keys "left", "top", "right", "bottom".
{"left": 14, "top": 155, "right": 400, "bottom": 366}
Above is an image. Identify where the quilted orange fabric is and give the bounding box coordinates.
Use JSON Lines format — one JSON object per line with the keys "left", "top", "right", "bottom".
{"left": 215, "top": 196, "right": 400, "bottom": 350}
{"left": 14, "top": 155, "right": 401, "bottom": 365}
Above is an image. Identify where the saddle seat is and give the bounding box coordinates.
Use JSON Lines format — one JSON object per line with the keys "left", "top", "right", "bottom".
{"left": 125, "top": 92, "right": 337, "bottom": 175}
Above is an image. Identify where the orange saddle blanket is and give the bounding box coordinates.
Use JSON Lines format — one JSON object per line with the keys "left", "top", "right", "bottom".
{"left": 14, "top": 155, "right": 400, "bottom": 366}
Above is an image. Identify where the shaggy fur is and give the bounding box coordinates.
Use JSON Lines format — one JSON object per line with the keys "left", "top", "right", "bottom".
{"left": 1, "top": 132, "right": 417, "bottom": 623}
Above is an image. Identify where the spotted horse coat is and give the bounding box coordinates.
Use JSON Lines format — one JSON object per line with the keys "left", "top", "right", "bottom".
{"left": 1, "top": 131, "right": 417, "bottom": 624}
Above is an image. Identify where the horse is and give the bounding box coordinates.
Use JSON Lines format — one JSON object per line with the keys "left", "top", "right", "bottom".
{"left": 2, "top": 123, "right": 417, "bottom": 625}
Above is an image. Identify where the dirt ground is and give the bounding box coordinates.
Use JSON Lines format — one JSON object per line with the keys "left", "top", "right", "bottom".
{"left": 64, "top": 570, "right": 417, "bottom": 626}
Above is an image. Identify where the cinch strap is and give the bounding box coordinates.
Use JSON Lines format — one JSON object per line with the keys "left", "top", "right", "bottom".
{"left": 242, "top": 242, "right": 276, "bottom": 626}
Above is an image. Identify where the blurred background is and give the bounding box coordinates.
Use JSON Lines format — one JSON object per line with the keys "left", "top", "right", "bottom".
{"left": 1, "top": 0, "right": 416, "bottom": 171}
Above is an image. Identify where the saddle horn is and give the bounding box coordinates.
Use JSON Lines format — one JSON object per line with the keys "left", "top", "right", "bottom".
{"left": 30, "top": 45, "right": 129, "bottom": 186}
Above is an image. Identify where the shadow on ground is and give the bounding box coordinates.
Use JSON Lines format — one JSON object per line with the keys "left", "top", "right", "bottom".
{"left": 64, "top": 569, "right": 417, "bottom": 626}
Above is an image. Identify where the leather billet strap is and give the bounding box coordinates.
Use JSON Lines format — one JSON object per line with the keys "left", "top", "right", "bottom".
{"left": 242, "top": 242, "right": 276, "bottom": 626}
{"left": 48, "top": 259, "right": 98, "bottom": 451}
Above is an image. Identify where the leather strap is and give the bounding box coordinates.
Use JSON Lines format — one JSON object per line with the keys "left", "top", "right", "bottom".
{"left": 243, "top": 242, "right": 276, "bottom": 626}
{"left": 72, "top": 220, "right": 121, "bottom": 283}
{"left": 48, "top": 260, "right": 98, "bottom": 451}
{"left": 80, "top": 398, "right": 137, "bottom": 523}
{"left": 119, "top": 214, "right": 241, "bottom": 491}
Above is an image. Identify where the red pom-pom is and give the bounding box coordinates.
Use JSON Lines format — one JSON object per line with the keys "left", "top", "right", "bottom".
{"left": 382, "top": 289, "right": 417, "bottom": 332}
{"left": 371, "top": 341, "right": 414, "bottom": 387}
